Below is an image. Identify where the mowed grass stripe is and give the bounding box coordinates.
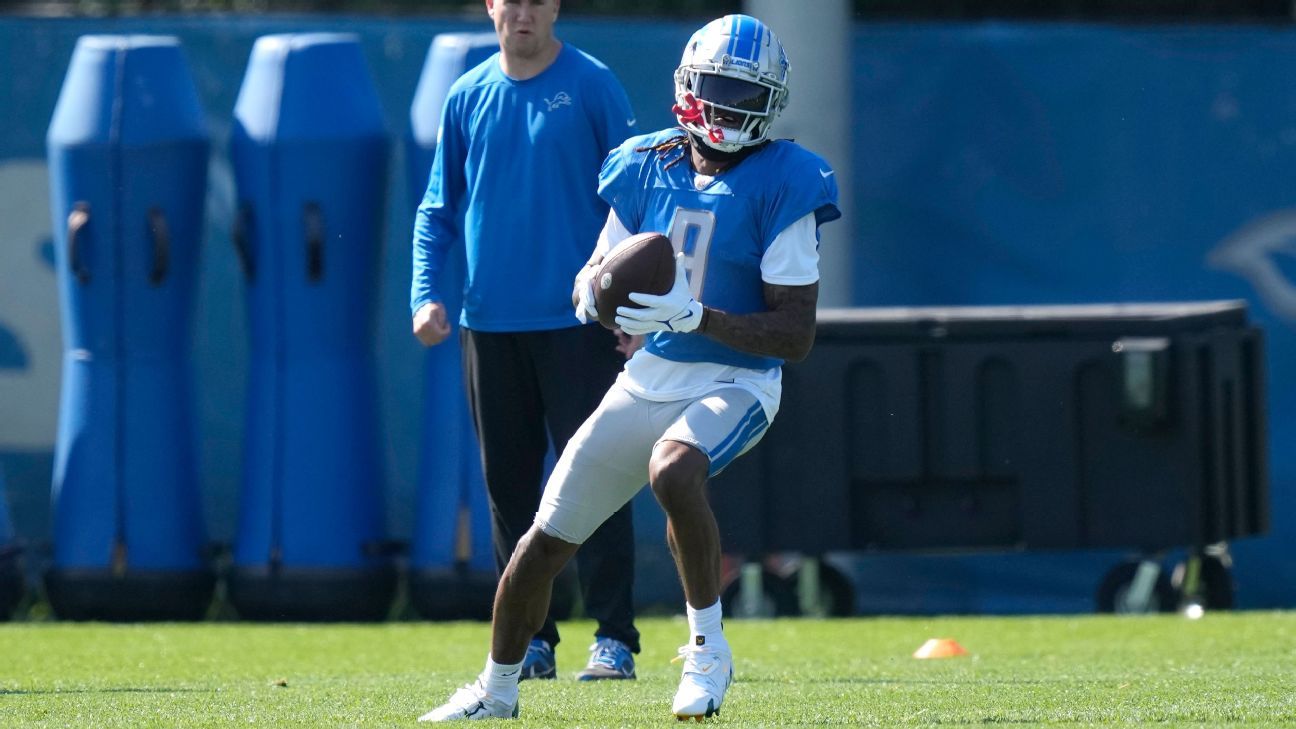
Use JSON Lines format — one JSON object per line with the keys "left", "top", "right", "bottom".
{"left": 1, "top": 613, "right": 1293, "bottom": 727}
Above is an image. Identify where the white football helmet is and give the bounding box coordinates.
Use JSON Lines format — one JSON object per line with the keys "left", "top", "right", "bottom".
{"left": 673, "top": 14, "right": 790, "bottom": 153}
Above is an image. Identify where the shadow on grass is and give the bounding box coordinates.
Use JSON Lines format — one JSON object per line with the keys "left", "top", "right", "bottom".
{"left": 741, "top": 676, "right": 1089, "bottom": 686}
{"left": 0, "top": 687, "right": 214, "bottom": 695}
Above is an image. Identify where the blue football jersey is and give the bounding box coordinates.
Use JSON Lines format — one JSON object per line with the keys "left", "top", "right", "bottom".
{"left": 598, "top": 129, "right": 841, "bottom": 370}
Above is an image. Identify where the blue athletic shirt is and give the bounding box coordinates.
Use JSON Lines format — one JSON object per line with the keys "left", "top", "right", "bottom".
{"left": 598, "top": 129, "right": 841, "bottom": 370}
{"left": 411, "top": 43, "right": 636, "bottom": 331}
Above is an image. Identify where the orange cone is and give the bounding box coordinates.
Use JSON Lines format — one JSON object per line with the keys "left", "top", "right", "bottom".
{"left": 913, "top": 638, "right": 968, "bottom": 659}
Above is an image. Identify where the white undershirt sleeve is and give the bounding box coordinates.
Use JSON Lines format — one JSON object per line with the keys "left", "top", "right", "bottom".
{"left": 760, "top": 212, "right": 821, "bottom": 286}
{"left": 593, "top": 209, "right": 633, "bottom": 260}
{"left": 576, "top": 210, "right": 633, "bottom": 293}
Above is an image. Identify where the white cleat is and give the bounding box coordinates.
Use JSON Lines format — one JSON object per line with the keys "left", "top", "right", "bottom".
{"left": 417, "top": 679, "right": 519, "bottom": 722}
{"left": 671, "top": 642, "right": 733, "bottom": 722}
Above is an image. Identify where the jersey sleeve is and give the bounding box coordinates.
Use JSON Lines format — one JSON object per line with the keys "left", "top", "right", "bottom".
{"left": 410, "top": 91, "right": 468, "bottom": 314}
{"left": 584, "top": 67, "right": 637, "bottom": 162}
{"left": 762, "top": 145, "right": 842, "bottom": 254}
{"left": 597, "top": 138, "right": 647, "bottom": 233}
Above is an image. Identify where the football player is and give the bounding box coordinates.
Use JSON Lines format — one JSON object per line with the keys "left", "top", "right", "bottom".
{"left": 419, "top": 13, "right": 840, "bottom": 722}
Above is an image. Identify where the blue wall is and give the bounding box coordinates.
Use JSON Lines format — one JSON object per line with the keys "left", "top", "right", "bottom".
{"left": 849, "top": 24, "right": 1296, "bottom": 609}
{"left": 1, "top": 17, "right": 1293, "bottom": 611}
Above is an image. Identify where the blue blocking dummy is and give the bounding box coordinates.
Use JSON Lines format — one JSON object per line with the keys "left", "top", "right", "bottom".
{"left": 405, "top": 32, "right": 499, "bottom": 620}
{"left": 0, "top": 467, "right": 21, "bottom": 619}
{"left": 229, "top": 34, "right": 393, "bottom": 620}
{"left": 45, "top": 35, "right": 213, "bottom": 620}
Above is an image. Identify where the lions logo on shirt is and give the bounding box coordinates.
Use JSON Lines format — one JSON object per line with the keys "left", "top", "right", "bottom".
{"left": 545, "top": 91, "right": 573, "bottom": 111}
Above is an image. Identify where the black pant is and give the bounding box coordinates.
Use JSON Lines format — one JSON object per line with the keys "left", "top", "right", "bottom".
{"left": 461, "top": 324, "right": 640, "bottom": 654}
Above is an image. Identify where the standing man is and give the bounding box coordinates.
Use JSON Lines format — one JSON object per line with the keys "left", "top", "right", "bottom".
{"left": 419, "top": 13, "right": 840, "bottom": 722}
{"left": 411, "top": 0, "right": 640, "bottom": 682}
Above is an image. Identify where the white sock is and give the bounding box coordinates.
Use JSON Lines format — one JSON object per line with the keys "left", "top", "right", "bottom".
{"left": 482, "top": 655, "right": 522, "bottom": 702}
{"left": 686, "top": 599, "right": 728, "bottom": 650}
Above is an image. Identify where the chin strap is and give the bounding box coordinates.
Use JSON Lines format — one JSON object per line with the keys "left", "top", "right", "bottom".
{"left": 672, "top": 92, "right": 725, "bottom": 145}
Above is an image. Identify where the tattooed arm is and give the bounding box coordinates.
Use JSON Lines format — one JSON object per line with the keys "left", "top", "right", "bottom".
{"left": 698, "top": 282, "right": 818, "bottom": 362}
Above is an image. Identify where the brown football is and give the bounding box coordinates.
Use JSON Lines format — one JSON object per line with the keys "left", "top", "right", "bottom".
{"left": 593, "top": 232, "right": 676, "bottom": 330}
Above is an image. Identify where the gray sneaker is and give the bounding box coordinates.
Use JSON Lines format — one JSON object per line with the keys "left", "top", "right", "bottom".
{"left": 576, "top": 637, "right": 636, "bottom": 681}
{"left": 520, "top": 638, "right": 556, "bottom": 680}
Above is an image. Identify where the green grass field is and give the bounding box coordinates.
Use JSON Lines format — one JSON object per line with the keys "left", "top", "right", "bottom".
{"left": 2, "top": 613, "right": 1294, "bottom": 727}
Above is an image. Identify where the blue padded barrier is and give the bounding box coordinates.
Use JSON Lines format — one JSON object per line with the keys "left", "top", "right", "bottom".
{"left": 44, "top": 35, "right": 213, "bottom": 620}
{"left": 0, "top": 466, "right": 21, "bottom": 619}
{"left": 227, "top": 33, "right": 394, "bottom": 620}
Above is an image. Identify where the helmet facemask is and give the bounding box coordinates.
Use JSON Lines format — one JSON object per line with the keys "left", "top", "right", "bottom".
{"left": 673, "top": 69, "right": 784, "bottom": 153}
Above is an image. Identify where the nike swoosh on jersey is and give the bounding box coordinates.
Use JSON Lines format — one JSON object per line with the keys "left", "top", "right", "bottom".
{"left": 627, "top": 118, "right": 637, "bottom": 127}
{"left": 819, "top": 169, "right": 835, "bottom": 178}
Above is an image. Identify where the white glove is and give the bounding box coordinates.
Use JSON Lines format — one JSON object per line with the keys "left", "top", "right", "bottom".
{"left": 615, "top": 252, "right": 704, "bottom": 335}
{"left": 573, "top": 265, "right": 598, "bottom": 324}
